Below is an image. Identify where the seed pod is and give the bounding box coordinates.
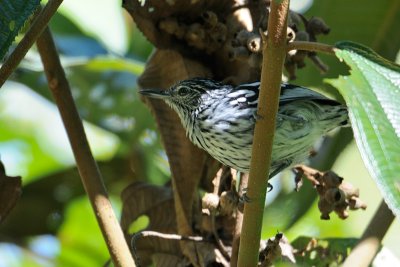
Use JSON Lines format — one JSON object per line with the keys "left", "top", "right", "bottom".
{"left": 219, "top": 190, "right": 239, "bottom": 215}
{"left": 288, "top": 11, "right": 303, "bottom": 30}
{"left": 248, "top": 53, "right": 262, "bottom": 68}
{"left": 307, "top": 17, "right": 330, "bottom": 35}
{"left": 234, "top": 30, "right": 255, "bottom": 46}
{"left": 159, "top": 18, "right": 180, "bottom": 35}
{"left": 284, "top": 61, "right": 297, "bottom": 80}
{"left": 321, "top": 171, "right": 343, "bottom": 188}
{"left": 202, "top": 11, "right": 218, "bottom": 28}
{"left": 295, "top": 31, "right": 310, "bottom": 42}
{"left": 339, "top": 181, "right": 360, "bottom": 198}
{"left": 208, "top": 22, "right": 227, "bottom": 44}
{"left": 318, "top": 197, "right": 334, "bottom": 220}
{"left": 348, "top": 197, "right": 367, "bottom": 210}
{"left": 231, "top": 38, "right": 241, "bottom": 47}
{"left": 325, "top": 188, "right": 345, "bottom": 205}
{"left": 202, "top": 192, "right": 219, "bottom": 211}
{"left": 287, "top": 27, "right": 296, "bottom": 42}
{"left": 247, "top": 34, "right": 261, "bottom": 53}
{"left": 185, "top": 23, "right": 206, "bottom": 48}
{"left": 258, "top": 10, "right": 269, "bottom": 30}
{"left": 229, "top": 46, "right": 251, "bottom": 61}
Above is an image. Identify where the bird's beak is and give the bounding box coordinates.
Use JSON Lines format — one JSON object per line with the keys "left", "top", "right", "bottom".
{"left": 139, "top": 89, "right": 169, "bottom": 99}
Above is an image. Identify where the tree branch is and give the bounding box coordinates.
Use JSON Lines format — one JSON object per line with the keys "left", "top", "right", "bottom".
{"left": 0, "top": 0, "right": 63, "bottom": 88}
{"left": 230, "top": 173, "right": 247, "bottom": 267}
{"left": 237, "top": 0, "right": 290, "bottom": 266}
{"left": 287, "top": 41, "right": 335, "bottom": 55}
{"left": 342, "top": 200, "right": 395, "bottom": 267}
{"left": 36, "top": 27, "right": 135, "bottom": 267}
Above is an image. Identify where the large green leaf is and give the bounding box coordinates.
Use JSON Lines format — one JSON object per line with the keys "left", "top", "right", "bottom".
{"left": 0, "top": 0, "right": 41, "bottom": 59}
{"left": 327, "top": 41, "right": 400, "bottom": 216}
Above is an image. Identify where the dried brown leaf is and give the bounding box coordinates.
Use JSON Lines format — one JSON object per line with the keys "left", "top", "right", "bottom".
{"left": 121, "top": 182, "right": 175, "bottom": 233}
{"left": 121, "top": 182, "right": 181, "bottom": 266}
{"left": 123, "top": 0, "right": 234, "bottom": 49}
{"left": 0, "top": 161, "right": 22, "bottom": 223}
{"left": 138, "top": 49, "right": 217, "bottom": 237}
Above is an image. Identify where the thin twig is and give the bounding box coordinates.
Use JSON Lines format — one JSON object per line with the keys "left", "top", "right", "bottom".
{"left": 286, "top": 41, "right": 335, "bottom": 55}
{"left": 36, "top": 27, "right": 135, "bottom": 267}
{"left": 211, "top": 211, "right": 231, "bottom": 260}
{"left": 342, "top": 200, "right": 395, "bottom": 267}
{"left": 237, "top": 0, "right": 290, "bottom": 266}
{"left": 0, "top": 0, "right": 63, "bottom": 88}
{"left": 309, "top": 54, "right": 329, "bottom": 73}
{"left": 230, "top": 173, "right": 247, "bottom": 267}
{"left": 131, "top": 231, "right": 205, "bottom": 267}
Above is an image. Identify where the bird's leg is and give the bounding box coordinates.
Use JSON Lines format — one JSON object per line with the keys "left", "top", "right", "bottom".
{"left": 240, "top": 183, "right": 273, "bottom": 203}
{"left": 240, "top": 187, "right": 251, "bottom": 203}
{"left": 252, "top": 110, "right": 263, "bottom": 121}
{"left": 263, "top": 160, "right": 293, "bottom": 194}
{"left": 239, "top": 161, "right": 292, "bottom": 203}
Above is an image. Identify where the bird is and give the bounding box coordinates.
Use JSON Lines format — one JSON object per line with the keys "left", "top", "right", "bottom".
{"left": 140, "top": 78, "right": 348, "bottom": 178}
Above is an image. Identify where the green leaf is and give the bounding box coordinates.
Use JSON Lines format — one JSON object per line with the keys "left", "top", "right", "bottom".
{"left": 327, "top": 41, "right": 400, "bottom": 216}
{"left": 56, "top": 197, "right": 109, "bottom": 266}
{"left": 0, "top": 0, "right": 41, "bottom": 59}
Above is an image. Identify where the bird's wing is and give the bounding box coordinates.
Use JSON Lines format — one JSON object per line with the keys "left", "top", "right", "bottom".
{"left": 279, "top": 83, "right": 340, "bottom": 105}
{"left": 232, "top": 82, "right": 340, "bottom": 106}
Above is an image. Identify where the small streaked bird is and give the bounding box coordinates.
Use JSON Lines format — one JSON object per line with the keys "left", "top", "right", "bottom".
{"left": 140, "top": 78, "right": 348, "bottom": 178}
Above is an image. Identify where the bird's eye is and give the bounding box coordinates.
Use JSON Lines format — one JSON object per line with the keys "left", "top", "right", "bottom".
{"left": 177, "top": 86, "right": 189, "bottom": 96}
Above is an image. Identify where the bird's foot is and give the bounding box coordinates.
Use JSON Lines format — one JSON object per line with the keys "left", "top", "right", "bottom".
{"left": 240, "top": 188, "right": 251, "bottom": 203}
{"left": 267, "top": 182, "right": 273, "bottom": 192}
{"left": 239, "top": 183, "right": 273, "bottom": 203}
{"left": 253, "top": 110, "right": 263, "bottom": 121}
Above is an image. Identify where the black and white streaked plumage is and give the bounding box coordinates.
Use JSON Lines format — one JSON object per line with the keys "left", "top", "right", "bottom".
{"left": 140, "top": 78, "right": 348, "bottom": 177}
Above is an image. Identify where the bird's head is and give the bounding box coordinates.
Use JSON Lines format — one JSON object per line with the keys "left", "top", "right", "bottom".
{"left": 139, "top": 78, "right": 224, "bottom": 114}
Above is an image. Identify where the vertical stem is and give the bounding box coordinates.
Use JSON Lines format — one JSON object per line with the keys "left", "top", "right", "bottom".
{"left": 237, "top": 0, "right": 289, "bottom": 266}
{"left": 342, "top": 200, "right": 395, "bottom": 267}
{"left": 36, "top": 27, "right": 135, "bottom": 267}
{"left": 230, "top": 173, "right": 248, "bottom": 267}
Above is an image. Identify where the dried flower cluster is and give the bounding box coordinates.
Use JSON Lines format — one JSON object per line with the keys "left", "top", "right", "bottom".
{"left": 159, "top": 11, "right": 228, "bottom": 54}
{"left": 259, "top": 232, "right": 295, "bottom": 267}
{"left": 230, "top": 9, "right": 331, "bottom": 80}
{"left": 294, "top": 165, "right": 367, "bottom": 220}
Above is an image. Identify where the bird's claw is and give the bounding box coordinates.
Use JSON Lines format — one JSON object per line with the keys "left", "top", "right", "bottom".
{"left": 253, "top": 111, "right": 263, "bottom": 121}
{"left": 240, "top": 193, "right": 251, "bottom": 203}
{"left": 267, "top": 183, "right": 273, "bottom": 192}
{"left": 240, "top": 188, "right": 251, "bottom": 203}
{"left": 239, "top": 183, "right": 273, "bottom": 203}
